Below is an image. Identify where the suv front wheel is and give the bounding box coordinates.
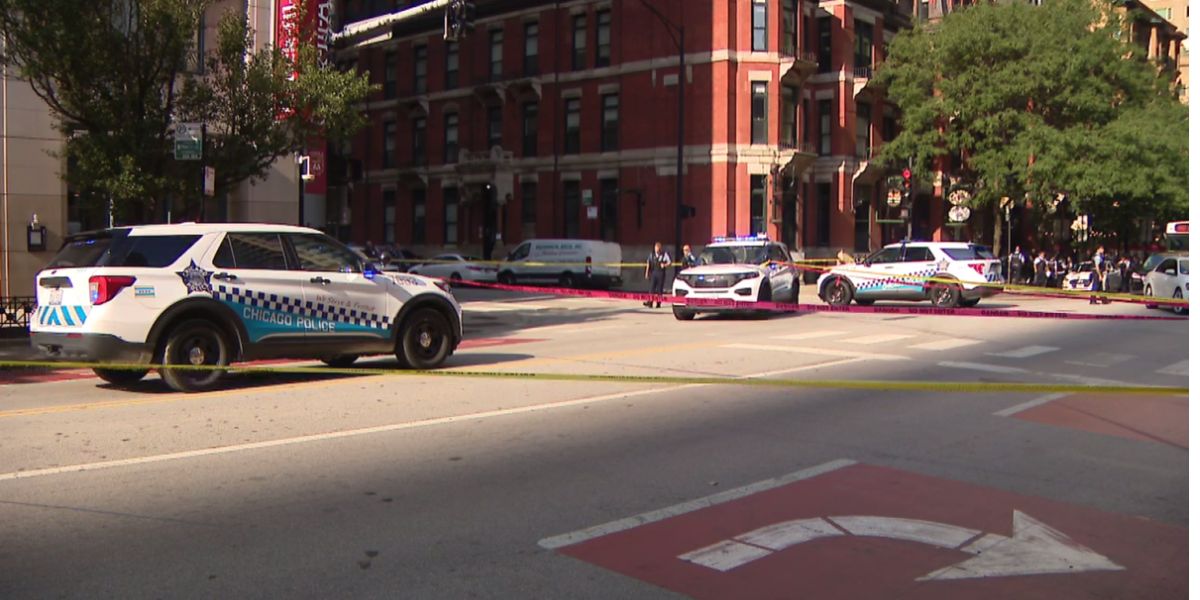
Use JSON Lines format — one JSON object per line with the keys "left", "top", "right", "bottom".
{"left": 397, "top": 308, "right": 452, "bottom": 369}
{"left": 160, "top": 319, "right": 231, "bottom": 392}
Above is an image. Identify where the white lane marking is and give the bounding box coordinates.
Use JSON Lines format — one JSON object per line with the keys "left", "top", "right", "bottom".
{"left": 1155, "top": 360, "right": 1189, "bottom": 376}
{"left": 842, "top": 334, "right": 916, "bottom": 345}
{"left": 683, "top": 511, "right": 1122, "bottom": 580}
{"left": 770, "top": 330, "right": 846, "bottom": 341}
{"left": 828, "top": 516, "right": 980, "bottom": 549}
{"left": 908, "top": 338, "right": 982, "bottom": 351}
{"left": 918, "top": 510, "right": 1124, "bottom": 580}
{"left": 537, "top": 459, "right": 857, "bottom": 550}
{"left": 0, "top": 360, "right": 858, "bottom": 483}
{"left": 723, "top": 343, "right": 909, "bottom": 361}
{"left": 987, "top": 345, "right": 1060, "bottom": 359}
{"left": 735, "top": 518, "right": 843, "bottom": 550}
{"left": 1064, "top": 353, "right": 1134, "bottom": 368}
{"left": 938, "top": 361, "right": 1029, "bottom": 375}
{"left": 941, "top": 363, "right": 1143, "bottom": 389}
{"left": 678, "top": 540, "right": 774, "bottom": 572}
{"left": 994, "top": 393, "right": 1068, "bottom": 417}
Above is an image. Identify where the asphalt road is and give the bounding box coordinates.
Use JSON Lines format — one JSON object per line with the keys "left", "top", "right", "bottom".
{"left": 0, "top": 287, "right": 1188, "bottom": 599}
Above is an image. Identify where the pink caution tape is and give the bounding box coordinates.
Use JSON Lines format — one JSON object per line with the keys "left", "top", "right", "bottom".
{"left": 456, "top": 280, "right": 1187, "bottom": 322}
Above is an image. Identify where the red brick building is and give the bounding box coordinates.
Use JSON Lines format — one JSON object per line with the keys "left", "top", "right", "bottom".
{"left": 332, "top": 0, "right": 917, "bottom": 258}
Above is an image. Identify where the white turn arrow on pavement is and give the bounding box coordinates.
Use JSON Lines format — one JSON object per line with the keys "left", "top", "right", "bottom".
{"left": 679, "top": 510, "right": 1123, "bottom": 581}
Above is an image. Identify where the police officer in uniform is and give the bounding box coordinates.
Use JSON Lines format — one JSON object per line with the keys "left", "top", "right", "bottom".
{"left": 644, "top": 242, "right": 671, "bottom": 308}
{"left": 680, "top": 244, "right": 700, "bottom": 272}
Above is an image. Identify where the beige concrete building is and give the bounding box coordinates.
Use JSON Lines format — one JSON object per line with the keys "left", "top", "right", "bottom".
{"left": 1138, "top": 0, "right": 1189, "bottom": 101}
{"left": 0, "top": 0, "right": 303, "bottom": 299}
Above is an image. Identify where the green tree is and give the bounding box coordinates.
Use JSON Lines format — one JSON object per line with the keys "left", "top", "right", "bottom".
{"left": 877, "top": 0, "right": 1186, "bottom": 252}
{"left": 0, "top": 0, "right": 374, "bottom": 223}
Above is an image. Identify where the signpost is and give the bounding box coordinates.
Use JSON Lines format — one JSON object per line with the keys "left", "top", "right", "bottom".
{"left": 174, "top": 123, "right": 206, "bottom": 221}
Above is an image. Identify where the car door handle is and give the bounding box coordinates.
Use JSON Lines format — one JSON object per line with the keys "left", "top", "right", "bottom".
{"left": 310, "top": 276, "right": 332, "bottom": 285}
{"left": 214, "top": 272, "right": 238, "bottom": 282}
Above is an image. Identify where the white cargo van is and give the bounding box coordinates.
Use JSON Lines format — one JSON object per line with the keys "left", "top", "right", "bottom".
{"left": 498, "top": 239, "right": 623, "bottom": 289}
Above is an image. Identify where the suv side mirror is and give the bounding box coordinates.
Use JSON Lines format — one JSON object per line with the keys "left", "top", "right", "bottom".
{"left": 364, "top": 262, "right": 381, "bottom": 280}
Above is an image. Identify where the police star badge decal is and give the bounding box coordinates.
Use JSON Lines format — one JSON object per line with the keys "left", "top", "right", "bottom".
{"left": 177, "top": 260, "right": 214, "bottom": 294}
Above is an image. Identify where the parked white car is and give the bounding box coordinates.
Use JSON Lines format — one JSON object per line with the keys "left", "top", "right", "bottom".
{"left": 31, "top": 223, "right": 463, "bottom": 392}
{"left": 408, "top": 254, "right": 498, "bottom": 283}
{"left": 1143, "top": 255, "right": 1188, "bottom": 315}
{"left": 817, "top": 241, "right": 1004, "bottom": 308}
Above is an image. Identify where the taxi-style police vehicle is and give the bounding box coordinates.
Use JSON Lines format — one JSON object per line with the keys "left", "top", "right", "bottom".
{"left": 817, "top": 241, "right": 1003, "bottom": 308}
{"left": 671, "top": 235, "right": 801, "bottom": 320}
{"left": 31, "top": 223, "right": 463, "bottom": 392}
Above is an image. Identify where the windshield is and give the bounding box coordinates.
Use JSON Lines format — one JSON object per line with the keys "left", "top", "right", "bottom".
{"left": 1180, "top": 260, "right": 1189, "bottom": 275}
{"left": 699, "top": 245, "right": 769, "bottom": 265}
{"left": 1165, "top": 233, "right": 1188, "bottom": 252}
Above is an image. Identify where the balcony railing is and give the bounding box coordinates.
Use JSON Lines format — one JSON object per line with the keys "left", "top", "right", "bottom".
{"left": 853, "top": 66, "right": 874, "bottom": 79}
{"left": 0, "top": 297, "right": 35, "bottom": 334}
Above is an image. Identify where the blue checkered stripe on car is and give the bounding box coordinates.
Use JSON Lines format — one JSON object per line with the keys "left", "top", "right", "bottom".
{"left": 855, "top": 267, "right": 937, "bottom": 293}
{"left": 212, "top": 285, "right": 390, "bottom": 330}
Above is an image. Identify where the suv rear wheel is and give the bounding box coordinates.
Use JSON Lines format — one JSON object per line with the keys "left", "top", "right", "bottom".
{"left": 930, "top": 282, "right": 961, "bottom": 308}
{"left": 160, "top": 319, "right": 231, "bottom": 392}
{"left": 93, "top": 368, "right": 149, "bottom": 387}
{"left": 397, "top": 308, "right": 452, "bottom": 369}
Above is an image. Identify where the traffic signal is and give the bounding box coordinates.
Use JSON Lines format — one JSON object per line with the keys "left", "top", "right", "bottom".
{"left": 901, "top": 167, "right": 912, "bottom": 199}
{"left": 679, "top": 204, "right": 697, "bottom": 219}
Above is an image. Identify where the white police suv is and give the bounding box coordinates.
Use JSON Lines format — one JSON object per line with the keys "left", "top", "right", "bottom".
{"left": 671, "top": 235, "right": 801, "bottom": 320}
{"left": 817, "top": 241, "right": 1003, "bottom": 308}
{"left": 31, "top": 223, "right": 463, "bottom": 392}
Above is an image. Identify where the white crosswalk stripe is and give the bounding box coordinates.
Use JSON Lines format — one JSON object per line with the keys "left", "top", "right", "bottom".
{"left": 908, "top": 338, "right": 983, "bottom": 351}
{"left": 723, "top": 343, "right": 909, "bottom": 361}
{"left": 843, "top": 334, "right": 916, "bottom": 345}
{"left": 771, "top": 330, "right": 847, "bottom": 341}
{"left": 987, "top": 345, "right": 1059, "bottom": 359}
{"left": 1065, "top": 353, "right": 1134, "bottom": 368}
{"left": 1156, "top": 360, "right": 1189, "bottom": 376}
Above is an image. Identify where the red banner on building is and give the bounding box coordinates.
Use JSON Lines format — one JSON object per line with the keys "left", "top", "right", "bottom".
{"left": 276, "top": 0, "right": 333, "bottom": 196}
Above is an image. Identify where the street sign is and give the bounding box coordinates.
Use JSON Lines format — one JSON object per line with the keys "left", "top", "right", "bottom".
{"left": 886, "top": 189, "right": 902, "bottom": 208}
{"left": 203, "top": 167, "right": 215, "bottom": 197}
{"left": 949, "top": 205, "right": 970, "bottom": 222}
{"left": 174, "top": 123, "right": 203, "bottom": 161}
{"left": 587, "top": 206, "right": 599, "bottom": 220}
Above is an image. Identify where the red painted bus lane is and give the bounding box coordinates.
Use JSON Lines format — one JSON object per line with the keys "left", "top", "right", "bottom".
{"left": 545, "top": 462, "right": 1185, "bottom": 599}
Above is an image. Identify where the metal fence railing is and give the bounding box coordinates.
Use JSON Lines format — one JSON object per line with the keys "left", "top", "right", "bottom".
{"left": 0, "top": 297, "right": 35, "bottom": 335}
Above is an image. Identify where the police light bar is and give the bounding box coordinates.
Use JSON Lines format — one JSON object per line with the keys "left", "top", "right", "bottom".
{"left": 711, "top": 233, "right": 769, "bottom": 243}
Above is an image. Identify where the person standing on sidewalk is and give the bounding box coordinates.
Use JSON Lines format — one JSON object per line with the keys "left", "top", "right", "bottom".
{"left": 644, "top": 242, "right": 671, "bottom": 308}
{"left": 1090, "top": 245, "right": 1111, "bottom": 304}
{"left": 1032, "top": 250, "right": 1049, "bottom": 287}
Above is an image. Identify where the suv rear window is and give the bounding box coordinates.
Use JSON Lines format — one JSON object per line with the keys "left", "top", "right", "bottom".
{"left": 47, "top": 230, "right": 200, "bottom": 268}
{"left": 941, "top": 245, "right": 996, "bottom": 261}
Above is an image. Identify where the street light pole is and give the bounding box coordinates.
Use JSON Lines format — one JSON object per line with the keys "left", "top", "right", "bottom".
{"left": 638, "top": 0, "right": 685, "bottom": 262}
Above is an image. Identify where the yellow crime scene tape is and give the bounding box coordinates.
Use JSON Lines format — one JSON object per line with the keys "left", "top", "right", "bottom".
{"left": 0, "top": 359, "right": 1185, "bottom": 396}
